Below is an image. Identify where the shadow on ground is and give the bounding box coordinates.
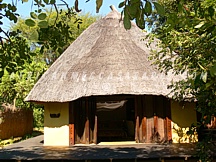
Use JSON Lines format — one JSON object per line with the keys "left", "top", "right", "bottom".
{"left": 0, "top": 136, "right": 198, "bottom": 160}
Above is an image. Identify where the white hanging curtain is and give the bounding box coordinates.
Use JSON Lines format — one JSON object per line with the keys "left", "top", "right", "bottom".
{"left": 96, "top": 100, "right": 127, "bottom": 111}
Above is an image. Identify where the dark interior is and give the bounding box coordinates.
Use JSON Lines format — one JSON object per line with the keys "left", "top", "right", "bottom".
{"left": 96, "top": 96, "right": 135, "bottom": 142}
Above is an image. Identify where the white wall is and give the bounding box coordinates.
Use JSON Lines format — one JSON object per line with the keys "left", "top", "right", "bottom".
{"left": 43, "top": 102, "right": 69, "bottom": 146}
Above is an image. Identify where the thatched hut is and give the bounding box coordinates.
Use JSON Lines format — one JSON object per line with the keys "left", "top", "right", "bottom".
{"left": 25, "top": 7, "right": 197, "bottom": 146}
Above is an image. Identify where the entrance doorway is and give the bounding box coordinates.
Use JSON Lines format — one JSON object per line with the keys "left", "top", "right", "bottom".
{"left": 69, "top": 95, "right": 172, "bottom": 145}
{"left": 96, "top": 96, "right": 135, "bottom": 143}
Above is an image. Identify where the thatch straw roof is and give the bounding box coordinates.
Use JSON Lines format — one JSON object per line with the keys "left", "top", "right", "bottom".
{"left": 25, "top": 7, "right": 185, "bottom": 102}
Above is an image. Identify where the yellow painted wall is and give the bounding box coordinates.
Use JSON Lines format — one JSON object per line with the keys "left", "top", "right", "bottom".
{"left": 171, "top": 101, "right": 198, "bottom": 143}
{"left": 44, "top": 102, "right": 69, "bottom": 146}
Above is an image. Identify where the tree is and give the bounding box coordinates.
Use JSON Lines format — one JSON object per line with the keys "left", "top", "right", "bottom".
{"left": 12, "top": 11, "right": 99, "bottom": 64}
{"left": 147, "top": 0, "right": 216, "bottom": 161}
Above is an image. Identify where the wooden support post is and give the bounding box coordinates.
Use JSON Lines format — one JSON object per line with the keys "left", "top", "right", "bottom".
{"left": 166, "top": 99, "right": 172, "bottom": 142}
{"left": 93, "top": 115, "right": 97, "bottom": 144}
{"left": 162, "top": 97, "right": 172, "bottom": 143}
{"left": 69, "top": 102, "right": 75, "bottom": 146}
{"left": 69, "top": 124, "right": 75, "bottom": 145}
{"left": 142, "top": 117, "right": 147, "bottom": 143}
{"left": 164, "top": 118, "right": 168, "bottom": 142}
{"left": 167, "top": 117, "right": 172, "bottom": 142}
{"left": 85, "top": 98, "right": 90, "bottom": 144}
{"left": 135, "top": 96, "right": 139, "bottom": 143}
{"left": 154, "top": 116, "right": 158, "bottom": 133}
{"left": 141, "top": 96, "right": 146, "bottom": 143}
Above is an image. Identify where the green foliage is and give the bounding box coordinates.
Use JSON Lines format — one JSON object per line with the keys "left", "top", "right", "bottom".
{"left": 70, "top": 0, "right": 165, "bottom": 30}
{"left": 33, "top": 107, "right": 44, "bottom": 128}
{"left": 38, "top": 13, "right": 47, "bottom": 20}
{"left": 118, "top": 0, "right": 165, "bottom": 30}
{"left": 25, "top": 19, "right": 36, "bottom": 27}
{"left": 197, "top": 135, "right": 214, "bottom": 161}
{"left": 12, "top": 11, "right": 98, "bottom": 65}
{"left": 150, "top": 0, "right": 216, "bottom": 119}
{"left": 147, "top": 0, "right": 216, "bottom": 160}
{"left": 123, "top": 9, "right": 131, "bottom": 29}
{"left": 0, "top": 51, "right": 48, "bottom": 107}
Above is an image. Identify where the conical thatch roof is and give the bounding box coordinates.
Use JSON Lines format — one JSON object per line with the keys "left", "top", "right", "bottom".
{"left": 25, "top": 8, "right": 184, "bottom": 102}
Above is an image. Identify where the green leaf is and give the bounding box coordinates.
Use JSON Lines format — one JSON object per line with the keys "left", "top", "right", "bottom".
{"left": 43, "top": 0, "right": 49, "bottom": 4}
{"left": 123, "top": 10, "right": 131, "bottom": 30}
{"left": 25, "top": 19, "right": 36, "bottom": 27}
{"left": 144, "top": 1, "right": 152, "bottom": 16}
{"left": 50, "top": 0, "right": 55, "bottom": 4}
{"left": 30, "top": 12, "right": 37, "bottom": 19}
{"left": 136, "top": 18, "right": 145, "bottom": 29}
{"left": 29, "top": 30, "right": 39, "bottom": 41}
{"left": 194, "top": 21, "right": 205, "bottom": 28}
{"left": 11, "top": 6, "right": 17, "bottom": 12}
{"left": 128, "top": 5, "right": 138, "bottom": 19}
{"left": 210, "top": 63, "right": 216, "bottom": 77}
{"left": 38, "top": 20, "right": 48, "bottom": 28}
{"left": 38, "top": 13, "right": 47, "bottom": 20}
{"left": 22, "top": 0, "right": 28, "bottom": 2}
{"left": 201, "top": 71, "right": 207, "bottom": 83}
{"left": 206, "top": 82, "right": 212, "bottom": 89}
{"left": 208, "top": 6, "right": 214, "bottom": 18}
{"left": 131, "top": 0, "right": 140, "bottom": 3}
{"left": 118, "top": 1, "right": 124, "bottom": 8}
{"left": 153, "top": 2, "right": 165, "bottom": 16}
{"left": 96, "top": 0, "right": 103, "bottom": 13}
{"left": 135, "top": 9, "right": 145, "bottom": 29}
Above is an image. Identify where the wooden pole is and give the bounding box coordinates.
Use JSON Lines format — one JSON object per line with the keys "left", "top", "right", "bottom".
{"left": 141, "top": 96, "right": 146, "bottom": 143}
{"left": 69, "top": 102, "right": 75, "bottom": 146}
{"left": 94, "top": 115, "right": 98, "bottom": 144}
{"left": 135, "top": 96, "right": 139, "bottom": 143}
{"left": 85, "top": 98, "right": 90, "bottom": 144}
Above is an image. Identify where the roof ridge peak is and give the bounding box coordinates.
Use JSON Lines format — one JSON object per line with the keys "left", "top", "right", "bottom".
{"left": 110, "top": 5, "right": 118, "bottom": 12}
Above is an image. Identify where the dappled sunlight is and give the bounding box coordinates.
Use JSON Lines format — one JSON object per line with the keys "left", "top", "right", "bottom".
{"left": 172, "top": 123, "right": 198, "bottom": 143}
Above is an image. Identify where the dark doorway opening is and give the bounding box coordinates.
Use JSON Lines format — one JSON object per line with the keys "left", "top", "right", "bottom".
{"left": 96, "top": 96, "right": 135, "bottom": 143}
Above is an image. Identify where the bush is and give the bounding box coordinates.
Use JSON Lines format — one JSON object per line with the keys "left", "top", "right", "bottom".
{"left": 33, "top": 107, "right": 44, "bottom": 128}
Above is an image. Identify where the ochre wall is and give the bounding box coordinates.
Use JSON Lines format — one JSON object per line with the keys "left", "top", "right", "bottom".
{"left": 44, "top": 102, "right": 69, "bottom": 146}
{"left": 171, "top": 101, "right": 197, "bottom": 143}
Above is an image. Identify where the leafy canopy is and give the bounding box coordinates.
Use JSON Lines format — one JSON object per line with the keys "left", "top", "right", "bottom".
{"left": 148, "top": 0, "right": 216, "bottom": 160}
